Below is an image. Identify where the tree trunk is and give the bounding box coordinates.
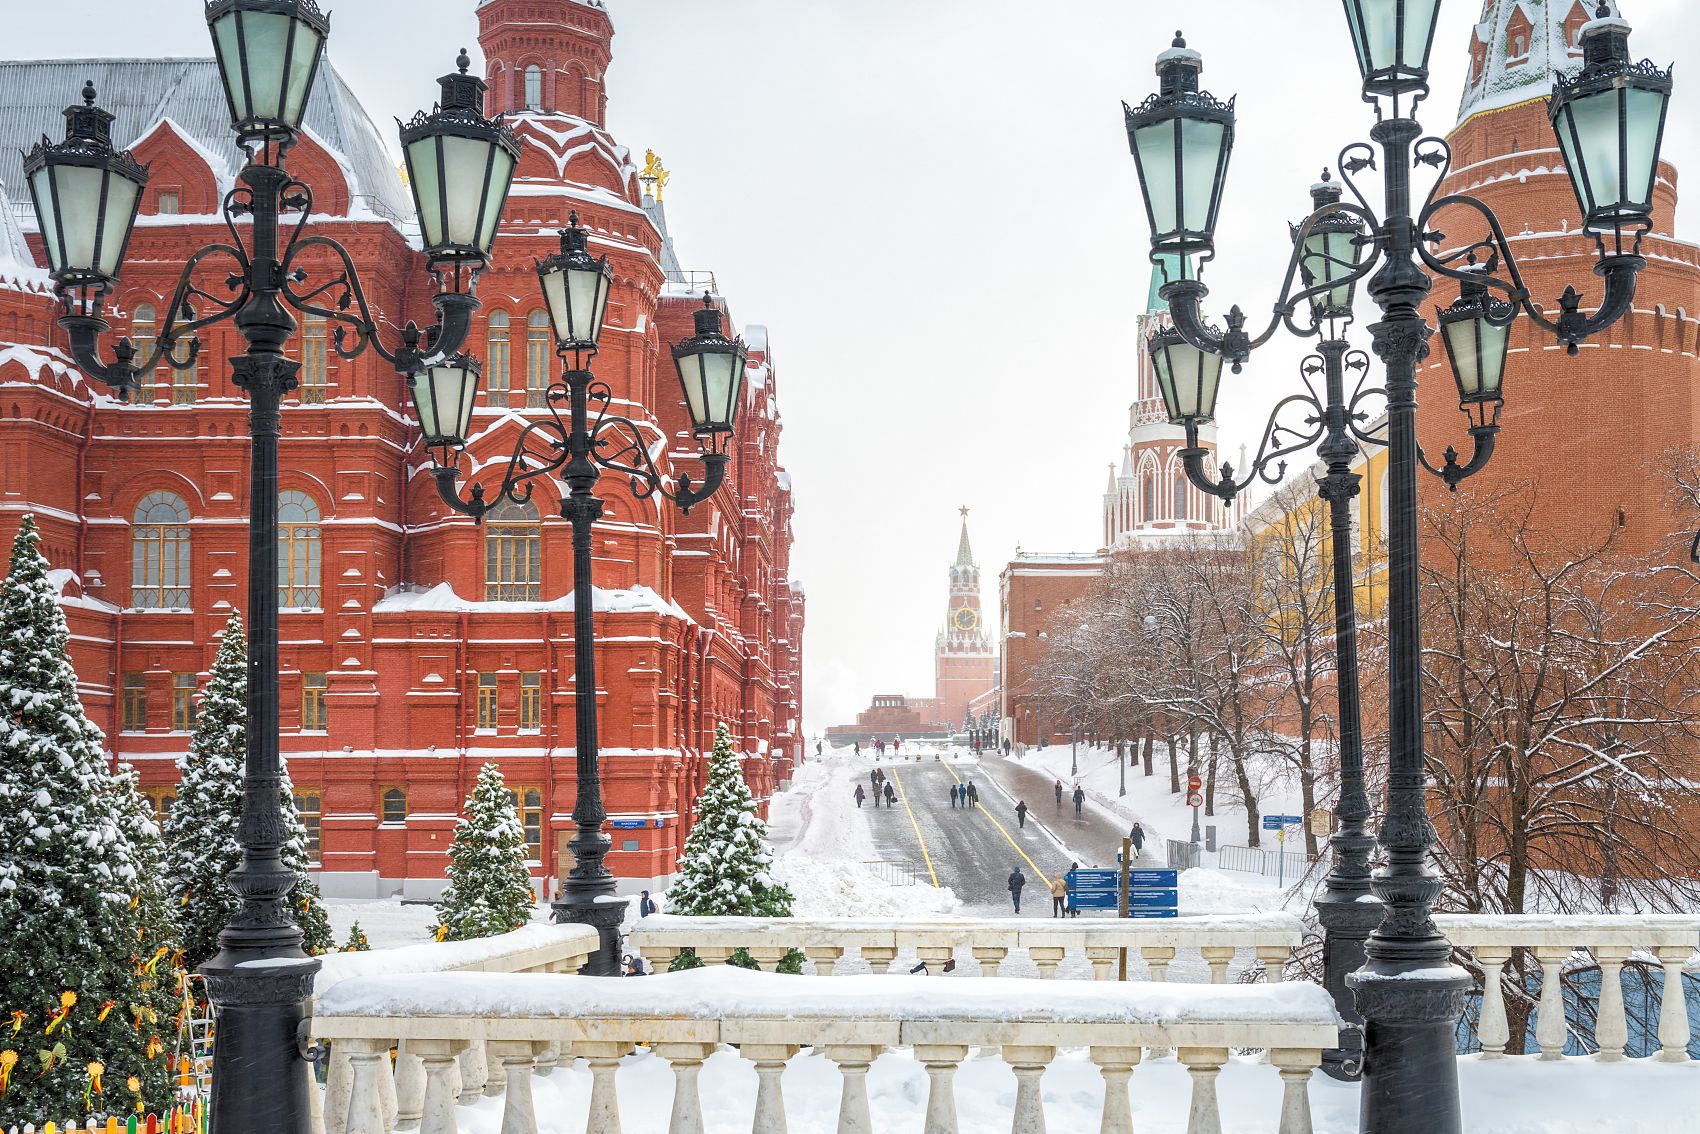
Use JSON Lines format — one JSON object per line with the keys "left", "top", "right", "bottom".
{"left": 1142, "top": 728, "right": 1154, "bottom": 777}
{"left": 1204, "top": 732, "right": 1218, "bottom": 817}
{"left": 1167, "top": 735, "right": 1179, "bottom": 794}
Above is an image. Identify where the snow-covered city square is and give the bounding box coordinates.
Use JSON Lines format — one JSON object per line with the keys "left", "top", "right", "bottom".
{"left": 4, "top": 1, "right": 1700, "bottom": 1132}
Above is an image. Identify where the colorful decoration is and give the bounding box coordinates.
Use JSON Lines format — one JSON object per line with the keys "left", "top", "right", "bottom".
{"left": 127, "top": 1074, "right": 142, "bottom": 1113}
{"left": 97, "top": 1001, "right": 117, "bottom": 1023}
{"left": 43, "top": 992, "right": 76, "bottom": 1035}
{"left": 38, "top": 1040, "right": 66, "bottom": 1077}
{"left": 145, "top": 1035, "right": 164, "bottom": 1061}
{"left": 0, "top": 1048, "right": 17, "bottom": 1098}
{"left": 84, "top": 1060, "right": 104, "bottom": 1111}
{"left": 140, "top": 948, "right": 169, "bottom": 977}
{"left": 8, "top": 1011, "right": 23, "bottom": 1036}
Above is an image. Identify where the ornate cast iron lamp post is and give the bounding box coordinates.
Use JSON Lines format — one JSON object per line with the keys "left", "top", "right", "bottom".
{"left": 417, "top": 215, "right": 748, "bottom": 975}
{"left": 26, "top": 4, "right": 517, "bottom": 1131}
{"left": 1123, "top": 4, "right": 1669, "bottom": 1128}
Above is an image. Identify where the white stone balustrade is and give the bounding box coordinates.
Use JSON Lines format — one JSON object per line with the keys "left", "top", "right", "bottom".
{"left": 626, "top": 912, "right": 1304, "bottom": 982}
{"left": 1434, "top": 914, "right": 1700, "bottom": 1061}
{"left": 312, "top": 967, "right": 1339, "bottom": 1134}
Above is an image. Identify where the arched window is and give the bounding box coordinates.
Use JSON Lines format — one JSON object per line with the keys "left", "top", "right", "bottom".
{"left": 381, "top": 788, "right": 407, "bottom": 824}
{"left": 487, "top": 311, "right": 511, "bottom": 395}
{"left": 526, "top": 310, "right": 552, "bottom": 406}
{"left": 299, "top": 313, "right": 328, "bottom": 402}
{"left": 1141, "top": 472, "right": 1156, "bottom": 524}
{"left": 278, "top": 491, "right": 322, "bottom": 608}
{"left": 130, "top": 304, "right": 157, "bottom": 402}
{"left": 131, "top": 491, "right": 190, "bottom": 608}
{"left": 485, "top": 498, "right": 541, "bottom": 601}
{"left": 1172, "top": 468, "right": 1188, "bottom": 522}
{"left": 524, "top": 65, "right": 543, "bottom": 111}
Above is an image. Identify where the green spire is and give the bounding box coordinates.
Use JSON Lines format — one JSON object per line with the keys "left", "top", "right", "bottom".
{"left": 955, "top": 507, "right": 974, "bottom": 567}
{"left": 1146, "top": 252, "right": 1187, "bottom": 314}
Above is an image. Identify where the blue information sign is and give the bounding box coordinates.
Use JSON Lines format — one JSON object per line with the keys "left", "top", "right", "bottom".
{"left": 610, "top": 819, "right": 645, "bottom": 830}
{"left": 1127, "top": 889, "right": 1179, "bottom": 908}
{"left": 1068, "top": 869, "right": 1121, "bottom": 892}
{"left": 1071, "top": 892, "right": 1123, "bottom": 910}
{"left": 1128, "top": 869, "right": 1178, "bottom": 888}
{"left": 1262, "top": 815, "right": 1304, "bottom": 830}
{"left": 1128, "top": 909, "right": 1179, "bottom": 919}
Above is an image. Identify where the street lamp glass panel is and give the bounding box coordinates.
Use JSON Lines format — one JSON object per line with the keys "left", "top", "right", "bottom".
{"left": 537, "top": 216, "right": 613, "bottom": 350}
{"left": 1301, "top": 228, "right": 1362, "bottom": 316}
{"left": 1124, "top": 36, "right": 1235, "bottom": 260}
{"left": 1438, "top": 288, "right": 1511, "bottom": 403}
{"left": 672, "top": 296, "right": 749, "bottom": 436}
{"left": 23, "top": 86, "right": 148, "bottom": 288}
{"left": 1148, "top": 327, "right": 1224, "bottom": 425}
{"left": 410, "top": 354, "right": 482, "bottom": 450}
{"left": 1552, "top": 84, "right": 1670, "bottom": 234}
{"left": 1341, "top": 0, "right": 1442, "bottom": 95}
{"left": 207, "top": 0, "right": 329, "bottom": 145}
{"left": 401, "top": 52, "right": 521, "bottom": 267}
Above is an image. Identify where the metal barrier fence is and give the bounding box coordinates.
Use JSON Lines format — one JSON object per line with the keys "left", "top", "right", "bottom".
{"left": 1216, "top": 843, "right": 1318, "bottom": 884}
{"left": 1167, "top": 839, "right": 1201, "bottom": 870}
{"left": 861, "top": 860, "right": 923, "bottom": 886}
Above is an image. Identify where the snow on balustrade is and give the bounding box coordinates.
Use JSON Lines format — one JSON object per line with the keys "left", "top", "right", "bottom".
{"left": 626, "top": 912, "right": 1305, "bottom": 981}
{"left": 311, "top": 967, "right": 1340, "bottom": 1134}
{"left": 1435, "top": 914, "right": 1700, "bottom": 1062}
{"left": 312, "top": 923, "right": 600, "bottom": 1000}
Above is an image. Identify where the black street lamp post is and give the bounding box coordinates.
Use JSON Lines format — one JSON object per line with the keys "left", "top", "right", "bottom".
{"left": 1123, "top": 4, "right": 1670, "bottom": 1129}
{"left": 420, "top": 216, "right": 748, "bottom": 976}
{"left": 27, "top": 4, "right": 518, "bottom": 1133}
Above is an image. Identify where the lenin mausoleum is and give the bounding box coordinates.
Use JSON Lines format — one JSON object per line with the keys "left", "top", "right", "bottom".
{"left": 0, "top": 0, "right": 804, "bottom": 897}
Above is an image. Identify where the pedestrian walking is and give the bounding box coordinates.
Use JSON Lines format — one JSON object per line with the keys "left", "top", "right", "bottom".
{"left": 1007, "top": 865, "right": 1026, "bottom": 914}
{"left": 1073, "top": 784, "right": 1085, "bottom": 818}
{"left": 1004, "top": 738, "right": 1011, "bottom": 757}
{"left": 1049, "top": 873, "right": 1067, "bottom": 918}
{"left": 1065, "top": 862, "right": 1080, "bottom": 918}
{"left": 967, "top": 781, "right": 979, "bottom": 808}
{"left": 1054, "top": 778, "right": 1063, "bottom": 808}
{"left": 870, "top": 769, "right": 880, "bottom": 792}
{"left": 853, "top": 741, "right": 860, "bottom": 757}
{"left": 949, "top": 783, "right": 958, "bottom": 809}
{"left": 638, "top": 889, "right": 658, "bottom": 918}
{"left": 854, "top": 784, "right": 866, "bottom": 808}
{"left": 957, "top": 782, "right": 967, "bottom": 807}
{"left": 1130, "top": 821, "right": 1146, "bottom": 856}
{"left": 893, "top": 738, "right": 902, "bottom": 759}
{"left": 1015, "top": 800, "right": 1028, "bottom": 828}
{"left": 816, "top": 739, "right": 823, "bottom": 757}
{"left": 884, "top": 781, "right": 897, "bottom": 807}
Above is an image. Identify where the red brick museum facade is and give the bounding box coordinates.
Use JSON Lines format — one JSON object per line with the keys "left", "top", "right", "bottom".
{"left": 0, "top": 0, "right": 804, "bottom": 896}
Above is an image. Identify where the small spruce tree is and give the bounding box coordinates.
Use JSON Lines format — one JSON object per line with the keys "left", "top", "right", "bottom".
{"left": 668, "top": 724, "right": 794, "bottom": 918}
{"left": 342, "top": 921, "right": 370, "bottom": 952}
{"left": 432, "top": 763, "right": 536, "bottom": 941}
{"left": 0, "top": 517, "right": 177, "bottom": 1122}
{"left": 162, "top": 613, "right": 331, "bottom": 969}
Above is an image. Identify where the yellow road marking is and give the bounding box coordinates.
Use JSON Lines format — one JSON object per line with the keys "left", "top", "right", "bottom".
{"left": 942, "top": 762, "right": 1060, "bottom": 887}
{"left": 889, "top": 767, "right": 940, "bottom": 888}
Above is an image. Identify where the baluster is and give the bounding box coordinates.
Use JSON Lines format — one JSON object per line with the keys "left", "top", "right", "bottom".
{"left": 412, "top": 1040, "right": 468, "bottom": 1134}
{"left": 742, "top": 1044, "right": 798, "bottom": 1134}
{"left": 1178, "top": 1048, "right": 1227, "bottom": 1134}
{"left": 825, "top": 1045, "right": 882, "bottom": 1134}
{"left": 1088, "top": 1046, "right": 1140, "bottom": 1134}
{"left": 1085, "top": 948, "right": 1120, "bottom": 982}
{"left": 749, "top": 947, "right": 791, "bottom": 972}
{"left": 1140, "top": 945, "right": 1175, "bottom": 981}
{"left": 916, "top": 946, "right": 954, "bottom": 974}
{"left": 457, "top": 1041, "right": 488, "bottom": 1103}
{"left": 344, "top": 1040, "right": 394, "bottom": 1134}
{"left": 1001, "top": 1046, "right": 1055, "bottom": 1134}
{"left": 1533, "top": 946, "right": 1570, "bottom": 1059}
{"left": 1592, "top": 945, "right": 1630, "bottom": 1061}
{"left": 698, "top": 946, "right": 733, "bottom": 966}
{"left": 1473, "top": 946, "right": 1512, "bottom": 1058}
{"left": 1269, "top": 1049, "right": 1320, "bottom": 1134}
{"left": 1029, "top": 947, "right": 1066, "bottom": 980}
{"left": 912, "top": 1045, "right": 967, "bottom": 1134}
{"left": 804, "top": 947, "right": 844, "bottom": 976}
{"left": 971, "top": 947, "right": 1008, "bottom": 977}
{"left": 1655, "top": 945, "right": 1692, "bottom": 1062}
{"left": 652, "top": 1043, "right": 716, "bottom": 1134}
{"left": 646, "top": 946, "right": 680, "bottom": 972}
{"left": 861, "top": 946, "right": 898, "bottom": 974}
{"left": 575, "top": 1041, "right": 626, "bottom": 1134}
{"left": 325, "top": 1043, "right": 354, "bottom": 1134}
{"left": 1199, "top": 946, "right": 1235, "bottom": 985}
{"left": 380, "top": 1043, "right": 400, "bottom": 1129}
{"left": 534, "top": 1042, "right": 560, "bottom": 1077}
{"left": 487, "top": 1041, "right": 548, "bottom": 1134}
{"left": 395, "top": 1041, "right": 426, "bottom": 1130}
{"left": 1257, "top": 945, "right": 1289, "bottom": 983}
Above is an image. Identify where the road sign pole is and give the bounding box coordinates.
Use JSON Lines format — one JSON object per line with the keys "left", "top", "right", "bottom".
{"left": 1119, "top": 837, "right": 1131, "bottom": 980}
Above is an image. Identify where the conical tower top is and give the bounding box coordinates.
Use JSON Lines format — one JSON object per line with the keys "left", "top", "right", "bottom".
{"left": 955, "top": 507, "right": 975, "bottom": 568}
{"left": 1457, "top": 1, "right": 1615, "bottom": 126}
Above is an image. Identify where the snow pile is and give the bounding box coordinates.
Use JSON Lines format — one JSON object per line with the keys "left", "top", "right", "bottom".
{"left": 771, "top": 856, "right": 961, "bottom": 919}
{"left": 1179, "top": 868, "right": 1288, "bottom": 915}
{"left": 374, "top": 581, "right": 693, "bottom": 621}
{"left": 312, "top": 922, "right": 597, "bottom": 996}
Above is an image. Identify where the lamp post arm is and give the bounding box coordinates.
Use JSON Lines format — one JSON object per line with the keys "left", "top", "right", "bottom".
{"left": 1417, "top": 422, "right": 1500, "bottom": 491}
{"left": 1161, "top": 201, "right": 1382, "bottom": 368}
{"left": 587, "top": 381, "right": 730, "bottom": 515}
{"left": 1181, "top": 391, "right": 1327, "bottom": 507}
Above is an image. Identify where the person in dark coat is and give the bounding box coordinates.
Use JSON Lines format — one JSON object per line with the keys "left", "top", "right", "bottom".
{"left": 1073, "top": 784, "right": 1086, "bottom": 818}
{"left": 1015, "top": 800, "right": 1028, "bottom": 828}
{"left": 1130, "top": 821, "right": 1146, "bottom": 856}
{"left": 967, "top": 781, "right": 980, "bottom": 809}
{"left": 1007, "top": 866, "right": 1026, "bottom": 914}
{"left": 854, "top": 784, "right": 866, "bottom": 808}
{"left": 1054, "top": 779, "right": 1063, "bottom": 807}
{"left": 884, "top": 781, "right": 897, "bottom": 807}
{"left": 949, "top": 782, "right": 958, "bottom": 809}
{"left": 638, "top": 890, "right": 658, "bottom": 918}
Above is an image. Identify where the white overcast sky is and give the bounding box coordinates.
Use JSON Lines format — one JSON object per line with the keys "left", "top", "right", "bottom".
{"left": 11, "top": 1, "right": 1698, "bottom": 735}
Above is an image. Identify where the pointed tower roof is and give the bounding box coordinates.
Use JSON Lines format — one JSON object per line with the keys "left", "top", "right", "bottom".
{"left": 1457, "top": 1, "right": 1609, "bottom": 125}
{"left": 954, "top": 507, "right": 975, "bottom": 568}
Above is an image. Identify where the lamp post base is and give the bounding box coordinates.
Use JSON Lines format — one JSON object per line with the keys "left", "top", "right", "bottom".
{"left": 1312, "top": 890, "right": 1382, "bottom": 1081}
{"left": 551, "top": 891, "right": 625, "bottom": 975}
{"left": 1350, "top": 963, "right": 1469, "bottom": 1134}
{"left": 201, "top": 953, "right": 321, "bottom": 1134}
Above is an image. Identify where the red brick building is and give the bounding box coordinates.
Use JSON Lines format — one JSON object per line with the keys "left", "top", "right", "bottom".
{"left": 0, "top": 0, "right": 804, "bottom": 898}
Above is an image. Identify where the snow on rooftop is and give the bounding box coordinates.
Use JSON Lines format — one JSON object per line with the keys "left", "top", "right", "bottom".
{"left": 374, "top": 581, "right": 694, "bottom": 623}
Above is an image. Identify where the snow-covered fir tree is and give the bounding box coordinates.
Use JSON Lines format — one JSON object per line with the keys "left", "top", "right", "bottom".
{"left": 0, "top": 517, "right": 176, "bottom": 1122}
{"left": 342, "top": 921, "right": 370, "bottom": 952}
{"left": 668, "top": 724, "right": 794, "bottom": 918}
{"left": 433, "top": 763, "right": 536, "bottom": 941}
{"left": 161, "top": 613, "right": 330, "bottom": 969}
{"left": 278, "top": 760, "right": 333, "bottom": 955}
